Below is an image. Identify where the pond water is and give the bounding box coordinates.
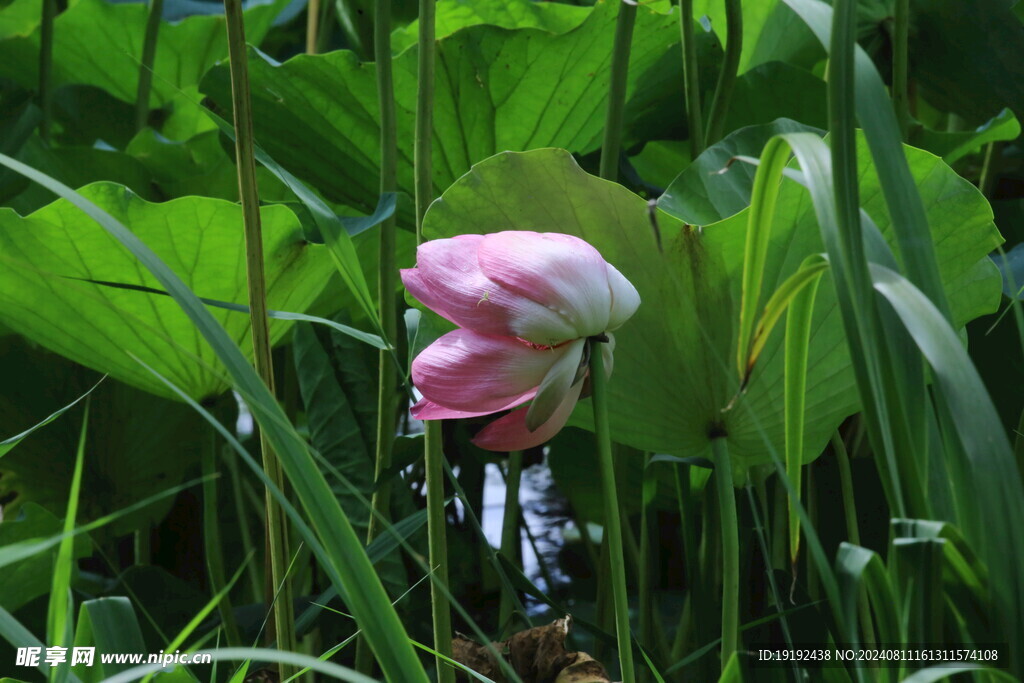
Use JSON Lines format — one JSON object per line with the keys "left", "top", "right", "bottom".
{"left": 480, "top": 460, "right": 572, "bottom": 613}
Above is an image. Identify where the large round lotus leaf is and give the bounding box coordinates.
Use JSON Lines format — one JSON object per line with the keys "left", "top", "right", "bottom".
{"left": 0, "top": 182, "right": 333, "bottom": 400}
{"left": 199, "top": 0, "right": 685, "bottom": 219}
{"left": 421, "top": 146, "right": 1001, "bottom": 467}
{"left": 0, "top": 0, "right": 283, "bottom": 108}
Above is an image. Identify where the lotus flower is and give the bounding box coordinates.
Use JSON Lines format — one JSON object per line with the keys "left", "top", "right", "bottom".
{"left": 402, "top": 231, "right": 640, "bottom": 451}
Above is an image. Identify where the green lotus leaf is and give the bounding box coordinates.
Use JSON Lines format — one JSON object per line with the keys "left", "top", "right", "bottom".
{"left": 200, "top": 0, "right": 682, "bottom": 218}
{"left": 421, "top": 144, "right": 1001, "bottom": 468}
{"left": 390, "top": 0, "right": 591, "bottom": 54}
{"left": 0, "top": 182, "right": 333, "bottom": 400}
{"left": 0, "top": 0, "right": 284, "bottom": 108}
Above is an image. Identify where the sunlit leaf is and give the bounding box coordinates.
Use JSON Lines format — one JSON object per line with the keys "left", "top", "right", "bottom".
{"left": 200, "top": 0, "right": 682, "bottom": 218}
{"left": 0, "top": 0, "right": 286, "bottom": 108}
{"left": 424, "top": 145, "right": 1000, "bottom": 469}
{"left": 0, "top": 183, "right": 333, "bottom": 399}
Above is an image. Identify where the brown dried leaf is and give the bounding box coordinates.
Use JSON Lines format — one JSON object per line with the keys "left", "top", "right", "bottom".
{"left": 451, "top": 616, "right": 612, "bottom": 683}
{"left": 554, "top": 653, "right": 613, "bottom": 683}
{"left": 452, "top": 633, "right": 507, "bottom": 683}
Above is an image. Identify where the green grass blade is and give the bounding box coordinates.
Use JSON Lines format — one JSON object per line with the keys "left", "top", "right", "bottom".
{"left": 639, "top": 645, "right": 667, "bottom": 683}
{"left": 898, "top": 666, "right": 1018, "bottom": 683}
{"left": 47, "top": 402, "right": 88, "bottom": 683}
{"left": 0, "top": 606, "right": 75, "bottom": 681}
{"left": 890, "top": 537, "right": 944, "bottom": 647}
{"left": 144, "top": 357, "right": 497, "bottom": 679}
{"left": 0, "top": 379, "right": 102, "bottom": 460}
{"left": 746, "top": 256, "right": 829, "bottom": 379}
{"left": 100, "top": 648, "right": 379, "bottom": 683}
{"left": 293, "top": 506, "right": 430, "bottom": 636}
{"left": 135, "top": 358, "right": 431, "bottom": 678}
{"left": 73, "top": 597, "right": 147, "bottom": 680}
{"left": 0, "top": 152, "right": 430, "bottom": 681}
{"left": 734, "top": 134, "right": 905, "bottom": 517}
{"left": 663, "top": 600, "right": 824, "bottom": 674}
{"left": 784, "top": 260, "right": 824, "bottom": 565}
{"left": 306, "top": 446, "right": 524, "bottom": 682}
{"left": 824, "top": 0, "right": 913, "bottom": 519}
{"left": 834, "top": 543, "right": 900, "bottom": 648}
{"left": 782, "top": 0, "right": 952, "bottom": 322}
{"left": 716, "top": 652, "right": 741, "bottom": 683}
{"left": 64, "top": 277, "right": 386, "bottom": 349}
{"left": 736, "top": 136, "right": 795, "bottom": 382}
{"left": 220, "top": 0, "right": 295, "bottom": 661}
{"left": 891, "top": 519, "right": 989, "bottom": 618}
{"left": 870, "top": 263, "right": 1024, "bottom": 670}
{"left": 410, "top": 640, "right": 498, "bottom": 683}
{"left": 205, "top": 113, "right": 381, "bottom": 332}
{"left": 729, "top": 133, "right": 872, "bottom": 649}
{"left": 164, "top": 556, "right": 250, "bottom": 655}
{"left": 291, "top": 572, "right": 433, "bottom": 682}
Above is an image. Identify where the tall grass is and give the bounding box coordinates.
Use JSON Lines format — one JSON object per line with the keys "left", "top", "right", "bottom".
{"left": 1, "top": 0, "right": 1021, "bottom": 681}
{"left": 0, "top": 152, "right": 433, "bottom": 680}
{"left": 221, "top": 0, "right": 296, "bottom": 670}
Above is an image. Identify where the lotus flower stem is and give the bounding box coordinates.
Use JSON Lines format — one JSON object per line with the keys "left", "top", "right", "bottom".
{"left": 134, "top": 527, "right": 150, "bottom": 565}
{"left": 805, "top": 466, "right": 819, "bottom": 600}
{"left": 638, "top": 452, "right": 654, "bottom": 657}
{"left": 673, "top": 464, "right": 700, "bottom": 654}
{"left": 589, "top": 338, "right": 636, "bottom": 683}
{"left": 415, "top": 0, "right": 454, "bottom": 678}
{"left": 203, "top": 422, "right": 241, "bottom": 646}
{"left": 222, "top": 0, "right": 296, "bottom": 672}
{"left": 711, "top": 435, "right": 739, "bottom": 671}
{"left": 743, "top": 481, "right": 802, "bottom": 680}
{"left": 221, "top": 443, "right": 263, "bottom": 605}
{"left": 599, "top": 0, "right": 637, "bottom": 182}
{"left": 366, "top": 0, "right": 398, "bottom": 570}
{"left": 425, "top": 421, "right": 454, "bottom": 683}
{"left": 678, "top": 0, "right": 704, "bottom": 158}
{"left": 498, "top": 450, "right": 524, "bottom": 636}
{"left": 704, "top": 0, "right": 742, "bottom": 146}
{"left": 414, "top": 0, "right": 435, "bottom": 231}
{"left": 356, "top": 1, "right": 400, "bottom": 672}
{"left": 305, "top": 0, "right": 320, "bottom": 54}
{"left": 832, "top": 433, "right": 877, "bottom": 644}
{"left": 831, "top": 431, "right": 860, "bottom": 545}
{"left": 38, "top": 0, "right": 56, "bottom": 140}
{"left": 134, "top": 0, "right": 164, "bottom": 131}
{"left": 891, "top": 0, "right": 910, "bottom": 139}
{"left": 594, "top": 536, "right": 613, "bottom": 665}
{"left": 979, "top": 142, "right": 999, "bottom": 198}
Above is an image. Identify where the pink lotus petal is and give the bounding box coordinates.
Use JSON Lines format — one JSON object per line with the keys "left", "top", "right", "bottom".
{"left": 402, "top": 235, "right": 577, "bottom": 341}
{"left": 410, "top": 397, "right": 536, "bottom": 420}
{"left": 472, "top": 380, "right": 586, "bottom": 452}
{"left": 525, "top": 338, "right": 586, "bottom": 431}
{"left": 606, "top": 263, "right": 641, "bottom": 331}
{"left": 411, "top": 329, "right": 572, "bottom": 414}
{"left": 477, "top": 231, "right": 614, "bottom": 343}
